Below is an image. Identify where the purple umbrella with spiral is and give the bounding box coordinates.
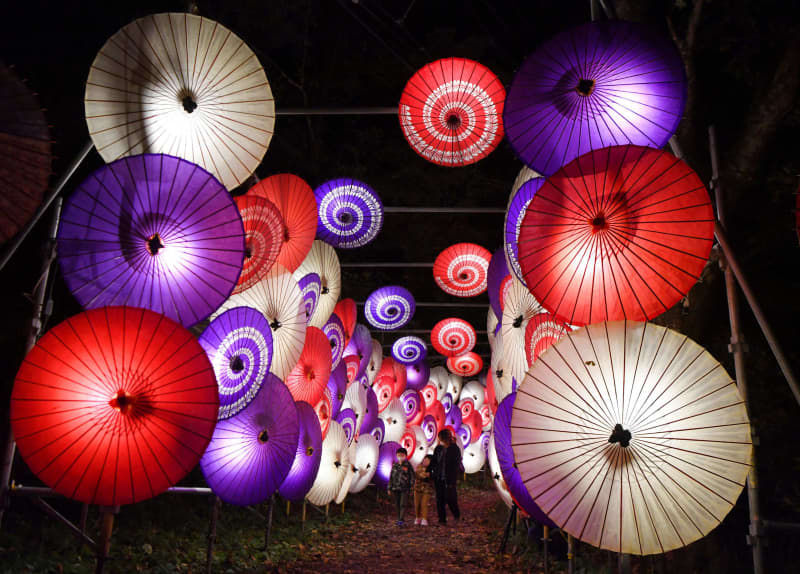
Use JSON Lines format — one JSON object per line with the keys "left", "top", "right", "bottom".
{"left": 344, "top": 323, "right": 372, "bottom": 376}
{"left": 364, "top": 286, "right": 415, "bottom": 331}
{"left": 445, "top": 404, "right": 462, "bottom": 429}
{"left": 360, "top": 385, "right": 380, "bottom": 435}
{"left": 278, "top": 401, "right": 323, "bottom": 502}
{"left": 487, "top": 248, "right": 511, "bottom": 320}
{"left": 326, "top": 362, "right": 348, "bottom": 420}
{"left": 369, "top": 419, "right": 385, "bottom": 445}
{"left": 400, "top": 389, "right": 422, "bottom": 423}
{"left": 421, "top": 415, "right": 437, "bottom": 445}
{"left": 297, "top": 272, "right": 321, "bottom": 324}
{"left": 373, "top": 441, "right": 402, "bottom": 489}
{"left": 456, "top": 424, "right": 472, "bottom": 448}
{"left": 405, "top": 359, "right": 430, "bottom": 391}
{"left": 504, "top": 178, "right": 545, "bottom": 286}
{"left": 323, "top": 312, "right": 346, "bottom": 369}
{"left": 441, "top": 392, "right": 454, "bottom": 415}
{"left": 314, "top": 178, "right": 383, "bottom": 249}
{"left": 391, "top": 336, "right": 427, "bottom": 365}
{"left": 335, "top": 408, "right": 358, "bottom": 445}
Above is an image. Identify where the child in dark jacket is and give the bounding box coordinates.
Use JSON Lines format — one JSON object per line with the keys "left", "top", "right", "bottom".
{"left": 388, "top": 447, "right": 415, "bottom": 525}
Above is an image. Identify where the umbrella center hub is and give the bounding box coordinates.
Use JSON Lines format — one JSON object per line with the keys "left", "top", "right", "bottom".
{"left": 305, "top": 366, "right": 315, "bottom": 381}
{"left": 446, "top": 112, "right": 462, "bottom": 129}
{"left": 146, "top": 233, "right": 165, "bottom": 256}
{"left": 386, "top": 307, "right": 398, "bottom": 317}
{"left": 270, "top": 319, "right": 282, "bottom": 331}
{"left": 405, "top": 349, "right": 413, "bottom": 357}
{"left": 306, "top": 446, "right": 314, "bottom": 456}
{"left": 180, "top": 90, "right": 199, "bottom": 113}
{"left": 258, "top": 429, "right": 269, "bottom": 443}
{"left": 229, "top": 355, "right": 245, "bottom": 373}
{"left": 608, "top": 423, "right": 632, "bottom": 448}
{"left": 512, "top": 315, "right": 524, "bottom": 328}
{"left": 590, "top": 213, "right": 609, "bottom": 233}
{"left": 283, "top": 226, "right": 291, "bottom": 242}
{"left": 110, "top": 390, "right": 136, "bottom": 413}
{"left": 244, "top": 244, "right": 253, "bottom": 259}
{"left": 339, "top": 212, "right": 353, "bottom": 224}
{"left": 330, "top": 338, "right": 337, "bottom": 349}
{"left": 576, "top": 78, "right": 595, "bottom": 97}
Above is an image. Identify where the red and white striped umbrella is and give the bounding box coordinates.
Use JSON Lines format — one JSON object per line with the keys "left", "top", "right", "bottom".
{"left": 447, "top": 352, "right": 483, "bottom": 377}
{"left": 233, "top": 195, "right": 284, "bottom": 295}
{"left": 431, "top": 318, "right": 476, "bottom": 357}
{"left": 433, "top": 243, "right": 492, "bottom": 297}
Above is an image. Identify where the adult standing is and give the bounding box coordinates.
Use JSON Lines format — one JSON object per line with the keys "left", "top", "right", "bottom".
{"left": 430, "top": 429, "right": 462, "bottom": 524}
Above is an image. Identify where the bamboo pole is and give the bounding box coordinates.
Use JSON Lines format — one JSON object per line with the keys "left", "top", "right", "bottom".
{"left": 95, "top": 507, "right": 118, "bottom": 574}
{"left": 205, "top": 496, "right": 220, "bottom": 574}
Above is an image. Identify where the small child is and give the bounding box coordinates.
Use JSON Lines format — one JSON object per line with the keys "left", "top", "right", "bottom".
{"left": 413, "top": 454, "right": 434, "bottom": 525}
{"left": 388, "top": 447, "right": 415, "bottom": 526}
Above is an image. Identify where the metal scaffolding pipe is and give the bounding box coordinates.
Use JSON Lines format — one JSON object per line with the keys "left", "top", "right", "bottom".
{"left": 276, "top": 107, "right": 397, "bottom": 116}
{"left": 356, "top": 301, "right": 487, "bottom": 308}
{"left": 341, "top": 262, "right": 433, "bottom": 268}
{"left": 10, "top": 485, "right": 212, "bottom": 497}
{"left": 383, "top": 206, "right": 506, "bottom": 214}
{"left": 371, "top": 328, "right": 488, "bottom": 335}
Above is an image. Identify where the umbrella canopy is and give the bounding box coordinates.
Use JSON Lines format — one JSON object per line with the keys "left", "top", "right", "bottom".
{"left": 512, "top": 321, "right": 752, "bottom": 555}
{"left": 462, "top": 411, "right": 484, "bottom": 444}
{"left": 343, "top": 381, "right": 368, "bottom": 437}
{"left": 458, "top": 397, "right": 475, "bottom": 419}
{"left": 373, "top": 441, "right": 402, "bottom": 489}
{"left": 198, "top": 306, "right": 273, "bottom": 420}
{"left": 456, "top": 423, "right": 472, "bottom": 448}
{"left": 431, "top": 318, "right": 476, "bottom": 357}
{"left": 344, "top": 323, "right": 372, "bottom": 376}
{"left": 505, "top": 178, "right": 546, "bottom": 286}
{"left": 487, "top": 249, "right": 511, "bottom": 321}
{"left": 519, "top": 145, "right": 714, "bottom": 326}
{"left": 391, "top": 336, "right": 427, "bottom": 365}
{"left": 447, "top": 352, "right": 483, "bottom": 377}
{"left": 285, "top": 326, "right": 331, "bottom": 405}
{"left": 306, "top": 420, "right": 351, "bottom": 506}
{"left": 421, "top": 414, "right": 438, "bottom": 445}
{"left": 297, "top": 272, "right": 321, "bottom": 324}
{"left": 405, "top": 359, "right": 430, "bottom": 391}
{"left": 504, "top": 20, "right": 686, "bottom": 177}
{"left": 278, "top": 401, "right": 323, "bottom": 501}
{"left": 488, "top": 433, "right": 514, "bottom": 508}
{"left": 58, "top": 154, "right": 245, "bottom": 327}
{"left": 366, "top": 339, "right": 383, "bottom": 385}
{"left": 360, "top": 385, "right": 380, "bottom": 435}
{"left": 294, "top": 240, "right": 341, "bottom": 328}
{"left": 501, "top": 277, "right": 544, "bottom": 388}
{"left": 400, "top": 425, "right": 427, "bottom": 468}
{"left": 199, "top": 375, "right": 298, "bottom": 506}
{"left": 487, "top": 307, "right": 499, "bottom": 353}
{"left": 314, "top": 388, "right": 332, "bottom": 440}
{"left": 349, "top": 434, "right": 380, "bottom": 493}
{"left": 485, "top": 370, "right": 499, "bottom": 415}
{"left": 369, "top": 419, "right": 386, "bottom": 445}
{"left": 11, "top": 306, "right": 218, "bottom": 506}
{"left": 85, "top": 12, "right": 274, "bottom": 190}
{"left": 314, "top": 178, "right": 383, "bottom": 248}
{"left": 323, "top": 312, "right": 346, "bottom": 369}
{"left": 0, "top": 62, "right": 52, "bottom": 245}
{"left": 433, "top": 243, "right": 492, "bottom": 297}
{"left": 441, "top": 392, "right": 455, "bottom": 415}
{"left": 233, "top": 195, "right": 284, "bottom": 295}
{"left": 525, "top": 312, "right": 571, "bottom": 366}
{"left": 335, "top": 408, "right": 358, "bottom": 445}
{"left": 334, "top": 298, "right": 357, "bottom": 343}
{"left": 399, "top": 57, "right": 505, "bottom": 167}
{"left": 364, "top": 285, "right": 416, "bottom": 330}
{"left": 374, "top": 376, "right": 395, "bottom": 412}
{"left": 429, "top": 366, "right": 449, "bottom": 400}
{"left": 447, "top": 372, "right": 464, "bottom": 398}
{"left": 379, "top": 398, "right": 407, "bottom": 444}
{"left": 248, "top": 174, "right": 317, "bottom": 272}
{"left": 327, "top": 362, "right": 348, "bottom": 420}
{"left": 400, "top": 389, "right": 423, "bottom": 423}
{"left": 460, "top": 380, "right": 485, "bottom": 410}
{"left": 344, "top": 355, "right": 361, "bottom": 385}
{"left": 335, "top": 442, "right": 357, "bottom": 504}
{"left": 212, "top": 263, "right": 306, "bottom": 381}
{"left": 462, "top": 436, "right": 486, "bottom": 473}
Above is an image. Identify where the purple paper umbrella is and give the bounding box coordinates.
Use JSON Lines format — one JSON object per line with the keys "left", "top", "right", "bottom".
{"left": 441, "top": 392, "right": 454, "bottom": 415}
{"left": 479, "top": 430, "right": 490, "bottom": 453}
{"left": 504, "top": 20, "right": 687, "bottom": 176}
{"left": 198, "top": 307, "right": 273, "bottom": 420}
{"left": 200, "top": 375, "right": 298, "bottom": 506}
{"left": 456, "top": 424, "right": 472, "bottom": 448}
{"left": 391, "top": 336, "right": 427, "bottom": 365}
{"left": 297, "top": 272, "right": 321, "bottom": 324}
{"left": 335, "top": 408, "right": 358, "bottom": 445}
{"left": 373, "top": 441, "right": 402, "bottom": 489}
{"left": 314, "top": 178, "right": 384, "bottom": 249}
{"left": 323, "top": 313, "right": 346, "bottom": 369}
{"left": 400, "top": 389, "right": 422, "bottom": 423}
{"left": 421, "top": 414, "right": 437, "bottom": 445}
{"left": 369, "top": 418, "right": 385, "bottom": 445}
{"left": 58, "top": 154, "right": 245, "bottom": 327}
{"left": 360, "top": 386, "right": 380, "bottom": 435}
{"left": 487, "top": 248, "right": 511, "bottom": 320}
{"left": 364, "top": 286, "right": 415, "bottom": 330}
{"left": 504, "top": 178, "right": 545, "bottom": 285}
{"left": 495, "top": 392, "right": 554, "bottom": 526}
{"left": 344, "top": 323, "right": 372, "bottom": 375}
{"left": 405, "top": 360, "right": 430, "bottom": 391}
{"left": 326, "top": 362, "right": 348, "bottom": 420}
{"left": 278, "top": 401, "right": 323, "bottom": 502}
{"left": 445, "top": 404, "right": 462, "bottom": 429}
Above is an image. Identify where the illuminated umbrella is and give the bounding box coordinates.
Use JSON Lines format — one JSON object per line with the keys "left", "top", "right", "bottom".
{"left": 429, "top": 366, "right": 449, "bottom": 400}
{"left": 462, "top": 411, "right": 484, "bottom": 444}
{"left": 364, "top": 285, "right": 415, "bottom": 330}
{"left": 374, "top": 376, "right": 395, "bottom": 413}
{"left": 344, "top": 355, "right": 361, "bottom": 385}
{"left": 428, "top": 402, "right": 446, "bottom": 433}
{"left": 369, "top": 419, "right": 386, "bottom": 445}
{"left": 504, "top": 20, "right": 686, "bottom": 176}
{"left": 400, "top": 389, "right": 422, "bottom": 423}
{"left": 392, "top": 336, "right": 427, "bottom": 365}
{"left": 488, "top": 433, "right": 514, "bottom": 508}
{"left": 360, "top": 386, "right": 380, "bottom": 435}
{"left": 285, "top": 326, "right": 331, "bottom": 405}
{"left": 433, "top": 243, "right": 492, "bottom": 297}
{"left": 485, "top": 369, "right": 499, "bottom": 415}
{"left": 458, "top": 397, "right": 474, "bottom": 419}
{"left": 213, "top": 263, "right": 305, "bottom": 381}
{"left": 314, "top": 178, "right": 383, "bottom": 248}
{"left": 58, "top": 154, "right": 245, "bottom": 327}
{"left": 512, "top": 165, "right": 541, "bottom": 195}
{"left": 447, "top": 373, "right": 464, "bottom": 399}
{"left": 487, "top": 249, "right": 511, "bottom": 321}
{"left": 344, "top": 323, "right": 372, "bottom": 376}
{"left": 460, "top": 380, "right": 485, "bottom": 410}
{"left": 456, "top": 424, "right": 472, "bottom": 448}
{"left": 399, "top": 57, "right": 505, "bottom": 167}
{"left": 519, "top": 145, "right": 714, "bottom": 326}
{"left": 487, "top": 307, "right": 499, "bottom": 352}
{"left": 377, "top": 356, "right": 407, "bottom": 393}
{"left": 400, "top": 425, "right": 428, "bottom": 467}
{"left": 366, "top": 339, "right": 384, "bottom": 385}
{"left": 441, "top": 392, "right": 455, "bottom": 414}
{"left": 199, "top": 375, "right": 298, "bottom": 506}
{"left": 431, "top": 318, "right": 476, "bottom": 357}
{"left": 297, "top": 272, "right": 321, "bottom": 324}
{"left": 405, "top": 359, "right": 430, "bottom": 391}
{"left": 491, "top": 328, "right": 516, "bottom": 402}
{"left": 512, "top": 321, "right": 751, "bottom": 554}
{"left": 379, "top": 398, "right": 407, "bottom": 444}
{"left": 323, "top": 313, "right": 346, "bottom": 370}
{"left": 248, "top": 174, "right": 317, "bottom": 272}
{"left": 335, "top": 442, "right": 357, "bottom": 504}
{"left": 334, "top": 298, "right": 357, "bottom": 343}
{"left": 373, "top": 441, "right": 402, "bottom": 489}
{"left": 85, "top": 12, "right": 273, "bottom": 190}
{"left": 11, "top": 306, "right": 218, "bottom": 506}
{"left": 505, "top": 177, "right": 546, "bottom": 285}
{"left": 314, "top": 388, "right": 332, "bottom": 439}
{"left": 198, "top": 306, "right": 273, "bottom": 420}
{"left": 0, "top": 62, "right": 52, "bottom": 244}
{"left": 278, "top": 401, "right": 323, "bottom": 501}
{"left": 233, "top": 195, "right": 284, "bottom": 295}
{"left": 343, "top": 381, "right": 368, "bottom": 437}
{"left": 349, "top": 434, "right": 380, "bottom": 493}
{"left": 421, "top": 384, "right": 438, "bottom": 408}
{"left": 421, "top": 414, "right": 438, "bottom": 446}
{"left": 294, "top": 241, "right": 341, "bottom": 328}
{"left": 445, "top": 404, "right": 462, "bottom": 430}
{"left": 447, "top": 352, "right": 483, "bottom": 377}
{"left": 306, "top": 420, "right": 351, "bottom": 506}
{"left": 479, "top": 404, "right": 492, "bottom": 431}
{"left": 462, "top": 437, "right": 486, "bottom": 473}
{"left": 327, "top": 363, "right": 348, "bottom": 420}
{"left": 335, "top": 408, "right": 358, "bottom": 445}
{"left": 525, "top": 312, "right": 571, "bottom": 366}
{"left": 501, "top": 277, "right": 544, "bottom": 388}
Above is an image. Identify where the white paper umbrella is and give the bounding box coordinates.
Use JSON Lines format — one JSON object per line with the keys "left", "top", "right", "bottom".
{"left": 366, "top": 339, "right": 383, "bottom": 385}
{"left": 429, "top": 366, "right": 449, "bottom": 401}
{"left": 85, "top": 13, "right": 274, "bottom": 190}
{"left": 213, "top": 263, "right": 306, "bottom": 380}
{"left": 306, "top": 420, "right": 351, "bottom": 506}
{"left": 349, "top": 434, "right": 380, "bottom": 493}
{"left": 511, "top": 321, "right": 752, "bottom": 555}
{"left": 379, "top": 398, "right": 407, "bottom": 444}
{"left": 501, "top": 276, "right": 544, "bottom": 387}
{"left": 463, "top": 436, "right": 487, "bottom": 474}
{"left": 335, "top": 442, "right": 357, "bottom": 504}
{"left": 511, "top": 165, "right": 541, "bottom": 196}
{"left": 488, "top": 432, "right": 514, "bottom": 508}
{"left": 487, "top": 307, "right": 499, "bottom": 353}
{"left": 405, "top": 425, "right": 428, "bottom": 468}
{"left": 342, "top": 381, "right": 368, "bottom": 437}
{"left": 490, "top": 328, "right": 514, "bottom": 403}
{"left": 294, "top": 240, "right": 341, "bottom": 329}
{"left": 446, "top": 372, "right": 463, "bottom": 398}
{"left": 460, "top": 380, "right": 485, "bottom": 410}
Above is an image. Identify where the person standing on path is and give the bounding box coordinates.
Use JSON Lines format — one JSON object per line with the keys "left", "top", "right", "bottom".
{"left": 388, "top": 447, "right": 415, "bottom": 526}
{"left": 430, "top": 429, "right": 462, "bottom": 524}
{"left": 413, "top": 454, "right": 434, "bottom": 525}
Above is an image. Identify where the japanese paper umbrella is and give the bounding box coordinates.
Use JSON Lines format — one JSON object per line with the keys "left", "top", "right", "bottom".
{"left": 314, "top": 178, "right": 384, "bottom": 248}
{"left": 327, "top": 362, "right": 348, "bottom": 419}
{"left": 233, "top": 195, "right": 284, "bottom": 295}
{"left": 364, "top": 285, "right": 416, "bottom": 330}
{"left": 398, "top": 57, "right": 505, "bottom": 167}
{"left": 431, "top": 318, "right": 476, "bottom": 357}
{"left": 349, "top": 434, "right": 380, "bottom": 493}
{"left": 504, "top": 20, "right": 686, "bottom": 176}
{"left": 342, "top": 381, "right": 368, "bottom": 437}
{"left": 85, "top": 12, "right": 274, "bottom": 190}
{"left": 294, "top": 240, "right": 341, "bottom": 328}
{"left": 359, "top": 386, "right": 380, "bottom": 435}
{"left": 505, "top": 177, "right": 546, "bottom": 286}
{"left": 392, "top": 336, "right": 427, "bottom": 365}
{"left": 344, "top": 323, "right": 372, "bottom": 376}
{"left": 373, "top": 441, "right": 402, "bottom": 489}
{"left": 278, "top": 401, "right": 323, "bottom": 502}
{"left": 334, "top": 298, "right": 357, "bottom": 343}
{"left": 285, "top": 326, "right": 331, "bottom": 405}
{"left": 433, "top": 243, "right": 492, "bottom": 297}
{"left": 323, "top": 312, "right": 346, "bottom": 369}
{"left": 379, "top": 397, "right": 407, "bottom": 444}
{"left": 306, "top": 420, "right": 351, "bottom": 505}
{"left": 524, "top": 312, "right": 571, "bottom": 366}
{"left": 199, "top": 375, "right": 298, "bottom": 506}
{"left": 488, "top": 433, "right": 514, "bottom": 509}
{"left": 501, "top": 277, "right": 544, "bottom": 388}
{"left": 248, "top": 174, "right": 317, "bottom": 272}
{"left": 447, "top": 352, "right": 483, "bottom": 377}
{"left": 10, "top": 306, "right": 218, "bottom": 506}
{"left": 487, "top": 249, "right": 511, "bottom": 321}
{"left": 0, "top": 62, "right": 52, "bottom": 244}
{"left": 405, "top": 359, "right": 430, "bottom": 391}
{"left": 366, "top": 339, "right": 383, "bottom": 385}
{"left": 511, "top": 321, "right": 752, "bottom": 555}
{"left": 297, "top": 272, "right": 321, "bottom": 324}
{"left": 58, "top": 154, "right": 245, "bottom": 327}
{"left": 518, "top": 145, "right": 714, "bottom": 326}
{"left": 212, "top": 263, "right": 305, "bottom": 381}
{"left": 314, "top": 388, "right": 332, "bottom": 440}
{"left": 198, "top": 306, "right": 273, "bottom": 420}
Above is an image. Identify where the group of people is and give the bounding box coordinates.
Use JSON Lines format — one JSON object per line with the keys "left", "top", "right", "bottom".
{"left": 388, "top": 429, "right": 462, "bottom": 526}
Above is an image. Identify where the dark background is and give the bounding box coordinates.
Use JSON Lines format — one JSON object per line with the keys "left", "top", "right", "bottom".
{"left": 1, "top": 0, "right": 799, "bottom": 571}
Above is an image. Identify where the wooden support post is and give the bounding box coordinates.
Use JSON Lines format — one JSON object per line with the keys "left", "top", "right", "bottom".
{"left": 568, "top": 534, "right": 575, "bottom": 574}
{"left": 205, "top": 496, "right": 220, "bottom": 574}
{"left": 286, "top": 500, "right": 291, "bottom": 518}
{"left": 302, "top": 500, "right": 307, "bottom": 534}
{"left": 618, "top": 553, "right": 631, "bottom": 574}
{"left": 95, "top": 506, "right": 118, "bottom": 574}
{"left": 542, "top": 524, "right": 550, "bottom": 574}
{"left": 264, "top": 495, "right": 275, "bottom": 552}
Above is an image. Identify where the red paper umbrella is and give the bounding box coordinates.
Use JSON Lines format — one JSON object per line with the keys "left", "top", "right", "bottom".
{"left": 459, "top": 397, "right": 475, "bottom": 419}
{"left": 248, "top": 174, "right": 317, "bottom": 272}
{"left": 314, "top": 388, "right": 332, "bottom": 439}
{"left": 285, "top": 326, "right": 331, "bottom": 405}
{"left": 485, "top": 370, "right": 499, "bottom": 415}
{"left": 462, "top": 411, "right": 483, "bottom": 443}
{"left": 518, "top": 145, "right": 714, "bottom": 326}
{"left": 427, "top": 401, "right": 446, "bottom": 432}
{"left": 333, "top": 298, "right": 357, "bottom": 343}
{"left": 377, "top": 356, "right": 407, "bottom": 394}
{"left": 420, "top": 384, "right": 438, "bottom": 408}
{"left": 10, "top": 306, "right": 218, "bottom": 506}
{"left": 431, "top": 318, "right": 476, "bottom": 357}
{"left": 344, "top": 354, "right": 361, "bottom": 384}
{"left": 524, "top": 312, "right": 572, "bottom": 366}
{"left": 399, "top": 57, "right": 505, "bottom": 167}
{"left": 374, "top": 376, "right": 395, "bottom": 412}
{"left": 233, "top": 195, "right": 285, "bottom": 295}
{"left": 447, "top": 352, "right": 483, "bottom": 377}
{"left": 433, "top": 243, "right": 492, "bottom": 297}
